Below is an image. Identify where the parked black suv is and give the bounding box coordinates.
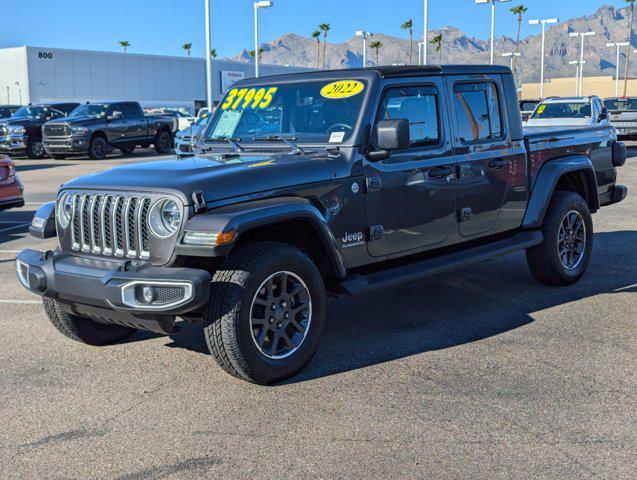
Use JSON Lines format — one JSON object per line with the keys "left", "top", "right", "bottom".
{"left": 42, "top": 101, "right": 175, "bottom": 159}
{"left": 18, "top": 66, "right": 627, "bottom": 384}
{"left": 0, "top": 103, "right": 79, "bottom": 158}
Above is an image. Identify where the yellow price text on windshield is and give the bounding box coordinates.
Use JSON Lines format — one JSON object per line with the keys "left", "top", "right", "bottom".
{"left": 221, "top": 87, "right": 278, "bottom": 110}
{"left": 320, "top": 80, "right": 364, "bottom": 99}
{"left": 536, "top": 105, "right": 546, "bottom": 115}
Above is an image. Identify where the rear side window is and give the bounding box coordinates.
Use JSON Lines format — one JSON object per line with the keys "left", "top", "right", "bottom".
{"left": 378, "top": 85, "right": 440, "bottom": 147}
{"left": 453, "top": 82, "right": 502, "bottom": 142}
{"left": 120, "top": 103, "right": 142, "bottom": 118}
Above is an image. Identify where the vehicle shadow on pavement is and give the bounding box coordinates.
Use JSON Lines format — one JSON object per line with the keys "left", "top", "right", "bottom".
{"left": 0, "top": 209, "right": 36, "bottom": 245}
{"left": 96, "top": 230, "right": 637, "bottom": 380}
{"left": 13, "top": 162, "right": 71, "bottom": 173}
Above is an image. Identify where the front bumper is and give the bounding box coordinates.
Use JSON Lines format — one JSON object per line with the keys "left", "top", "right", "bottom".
{"left": 16, "top": 249, "right": 211, "bottom": 334}
{"left": 174, "top": 137, "right": 195, "bottom": 154}
{"left": 43, "top": 136, "right": 90, "bottom": 154}
{"left": 0, "top": 135, "right": 27, "bottom": 153}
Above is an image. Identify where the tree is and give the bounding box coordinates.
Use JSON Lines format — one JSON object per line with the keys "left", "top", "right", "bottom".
{"left": 370, "top": 40, "right": 383, "bottom": 66}
{"left": 210, "top": 49, "right": 217, "bottom": 59}
{"left": 248, "top": 48, "right": 264, "bottom": 61}
{"left": 624, "top": 0, "right": 636, "bottom": 96}
{"left": 401, "top": 19, "right": 414, "bottom": 65}
{"left": 509, "top": 5, "right": 527, "bottom": 75}
{"left": 319, "top": 23, "right": 331, "bottom": 69}
{"left": 182, "top": 42, "right": 193, "bottom": 57}
{"left": 429, "top": 34, "right": 443, "bottom": 64}
{"left": 118, "top": 41, "right": 130, "bottom": 53}
{"left": 311, "top": 30, "right": 321, "bottom": 69}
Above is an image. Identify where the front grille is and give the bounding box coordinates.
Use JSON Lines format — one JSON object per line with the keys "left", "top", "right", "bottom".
{"left": 69, "top": 193, "right": 152, "bottom": 260}
{"left": 43, "top": 123, "right": 70, "bottom": 137}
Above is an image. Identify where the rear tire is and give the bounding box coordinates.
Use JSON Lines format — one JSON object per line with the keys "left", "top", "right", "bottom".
{"left": 154, "top": 130, "right": 172, "bottom": 154}
{"left": 526, "top": 191, "right": 593, "bottom": 286}
{"left": 203, "top": 242, "right": 326, "bottom": 384}
{"left": 26, "top": 137, "right": 46, "bottom": 159}
{"left": 88, "top": 136, "right": 108, "bottom": 160}
{"left": 42, "top": 298, "right": 137, "bottom": 345}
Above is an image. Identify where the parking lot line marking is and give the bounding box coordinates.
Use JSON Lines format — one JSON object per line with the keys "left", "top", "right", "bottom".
{"left": 0, "top": 250, "right": 20, "bottom": 253}
{"left": 0, "top": 224, "right": 30, "bottom": 234}
{"left": 0, "top": 300, "right": 40, "bottom": 305}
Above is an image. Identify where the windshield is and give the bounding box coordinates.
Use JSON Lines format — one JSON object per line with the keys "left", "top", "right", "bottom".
{"left": 203, "top": 79, "right": 367, "bottom": 144}
{"left": 195, "top": 113, "right": 211, "bottom": 126}
{"left": 0, "top": 107, "right": 18, "bottom": 119}
{"left": 531, "top": 102, "right": 591, "bottom": 119}
{"left": 70, "top": 104, "right": 109, "bottom": 118}
{"left": 12, "top": 106, "right": 57, "bottom": 120}
{"left": 520, "top": 101, "right": 539, "bottom": 112}
{"left": 604, "top": 98, "right": 637, "bottom": 111}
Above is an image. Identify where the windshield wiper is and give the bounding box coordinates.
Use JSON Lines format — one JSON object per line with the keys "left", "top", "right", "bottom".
{"left": 203, "top": 136, "right": 244, "bottom": 152}
{"left": 253, "top": 135, "right": 304, "bottom": 155}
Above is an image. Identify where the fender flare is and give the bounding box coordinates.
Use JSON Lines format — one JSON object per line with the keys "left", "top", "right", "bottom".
{"left": 176, "top": 197, "right": 347, "bottom": 278}
{"left": 523, "top": 155, "right": 599, "bottom": 229}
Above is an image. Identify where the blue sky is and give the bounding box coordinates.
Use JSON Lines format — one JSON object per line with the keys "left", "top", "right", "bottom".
{"left": 0, "top": 1, "right": 627, "bottom": 58}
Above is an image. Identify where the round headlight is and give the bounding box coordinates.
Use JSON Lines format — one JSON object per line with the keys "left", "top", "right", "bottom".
{"left": 57, "top": 194, "right": 73, "bottom": 228}
{"left": 149, "top": 199, "right": 182, "bottom": 238}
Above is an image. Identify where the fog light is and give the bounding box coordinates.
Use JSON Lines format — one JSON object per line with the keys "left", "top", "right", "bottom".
{"left": 138, "top": 285, "right": 155, "bottom": 304}
{"left": 121, "top": 281, "right": 194, "bottom": 310}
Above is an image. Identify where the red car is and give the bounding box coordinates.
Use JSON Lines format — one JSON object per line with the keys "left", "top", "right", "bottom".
{"left": 0, "top": 155, "right": 24, "bottom": 210}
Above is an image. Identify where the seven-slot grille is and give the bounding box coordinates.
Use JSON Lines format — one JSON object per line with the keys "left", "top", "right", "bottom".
{"left": 69, "top": 193, "right": 152, "bottom": 260}
{"left": 43, "top": 123, "right": 70, "bottom": 137}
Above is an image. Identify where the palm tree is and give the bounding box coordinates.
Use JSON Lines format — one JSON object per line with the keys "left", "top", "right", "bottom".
{"left": 510, "top": 5, "right": 527, "bottom": 75}
{"left": 182, "top": 42, "right": 193, "bottom": 57}
{"left": 319, "top": 23, "right": 331, "bottom": 69}
{"left": 118, "top": 41, "right": 130, "bottom": 53}
{"left": 624, "top": 0, "right": 636, "bottom": 97}
{"left": 370, "top": 40, "right": 383, "bottom": 66}
{"left": 401, "top": 19, "right": 414, "bottom": 64}
{"left": 210, "top": 49, "right": 217, "bottom": 59}
{"left": 429, "top": 34, "right": 443, "bottom": 64}
{"left": 311, "top": 30, "right": 321, "bottom": 69}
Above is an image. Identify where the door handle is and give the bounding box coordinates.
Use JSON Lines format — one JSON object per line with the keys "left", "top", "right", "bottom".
{"left": 429, "top": 166, "right": 454, "bottom": 179}
{"left": 488, "top": 158, "right": 510, "bottom": 169}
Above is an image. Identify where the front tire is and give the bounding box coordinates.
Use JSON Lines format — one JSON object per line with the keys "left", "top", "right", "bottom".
{"left": 88, "top": 136, "right": 108, "bottom": 160}
{"left": 26, "top": 137, "right": 46, "bottom": 159}
{"left": 203, "top": 242, "right": 326, "bottom": 384}
{"left": 526, "top": 191, "right": 593, "bottom": 286}
{"left": 154, "top": 130, "right": 172, "bottom": 154}
{"left": 42, "top": 298, "right": 137, "bottom": 345}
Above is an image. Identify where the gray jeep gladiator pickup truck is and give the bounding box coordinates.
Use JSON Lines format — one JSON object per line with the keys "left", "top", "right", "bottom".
{"left": 17, "top": 66, "right": 627, "bottom": 384}
{"left": 42, "top": 101, "right": 175, "bottom": 160}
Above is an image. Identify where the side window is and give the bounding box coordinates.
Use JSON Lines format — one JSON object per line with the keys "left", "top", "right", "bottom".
{"left": 121, "top": 103, "right": 142, "bottom": 119}
{"left": 377, "top": 85, "right": 440, "bottom": 147}
{"left": 453, "top": 82, "right": 503, "bottom": 142}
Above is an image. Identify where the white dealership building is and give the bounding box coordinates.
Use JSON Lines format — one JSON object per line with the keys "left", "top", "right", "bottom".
{"left": 0, "top": 46, "right": 310, "bottom": 113}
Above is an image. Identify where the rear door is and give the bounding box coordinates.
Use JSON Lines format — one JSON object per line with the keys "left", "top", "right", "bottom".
{"left": 121, "top": 103, "right": 147, "bottom": 141}
{"left": 448, "top": 75, "right": 527, "bottom": 237}
{"left": 364, "top": 77, "right": 457, "bottom": 258}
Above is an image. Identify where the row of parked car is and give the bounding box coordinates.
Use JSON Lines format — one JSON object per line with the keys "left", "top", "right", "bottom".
{"left": 519, "top": 95, "right": 637, "bottom": 139}
{"left": 0, "top": 102, "right": 206, "bottom": 160}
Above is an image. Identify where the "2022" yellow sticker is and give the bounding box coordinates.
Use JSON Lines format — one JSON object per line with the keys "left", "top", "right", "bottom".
{"left": 320, "top": 80, "right": 365, "bottom": 99}
{"left": 221, "top": 87, "right": 278, "bottom": 111}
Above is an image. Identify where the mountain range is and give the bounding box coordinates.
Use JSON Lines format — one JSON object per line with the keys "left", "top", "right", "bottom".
{"left": 230, "top": 4, "right": 636, "bottom": 83}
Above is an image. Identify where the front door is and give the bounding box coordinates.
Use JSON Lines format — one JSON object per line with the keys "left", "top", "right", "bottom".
{"left": 448, "top": 77, "right": 523, "bottom": 237}
{"left": 364, "top": 78, "right": 457, "bottom": 258}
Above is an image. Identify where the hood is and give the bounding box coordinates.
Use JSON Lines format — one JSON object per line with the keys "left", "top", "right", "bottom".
{"left": 176, "top": 124, "right": 205, "bottom": 138}
{"left": 62, "top": 150, "right": 339, "bottom": 205}
{"left": 0, "top": 118, "right": 30, "bottom": 127}
{"left": 525, "top": 117, "right": 592, "bottom": 127}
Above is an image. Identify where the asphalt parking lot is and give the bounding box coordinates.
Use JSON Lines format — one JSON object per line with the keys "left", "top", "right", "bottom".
{"left": 0, "top": 149, "right": 635, "bottom": 479}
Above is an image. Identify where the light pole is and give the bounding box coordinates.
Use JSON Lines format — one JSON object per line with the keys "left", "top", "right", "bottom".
{"left": 423, "top": 0, "right": 429, "bottom": 65}
{"left": 204, "top": 0, "right": 213, "bottom": 110}
{"left": 15, "top": 82, "right": 21, "bottom": 105}
{"left": 501, "top": 52, "right": 521, "bottom": 70}
{"left": 569, "top": 60, "right": 584, "bottom": 96}
{"left": 356, "top": 31, "right": 372, "bottom": 67}
{"left": 606, "top": 42, "right": 630, "bottom": 97}
{"left": 570, "top": 31, "right": 595, "bottom": 96}
{"left": 253, "top": 0, "right": 273, "bottom": 78}
{"left": 528, "top": 18, "right": 558, "bottom": 99}
{"left": 475, "top": 0, "right": 510, "bottom": 65}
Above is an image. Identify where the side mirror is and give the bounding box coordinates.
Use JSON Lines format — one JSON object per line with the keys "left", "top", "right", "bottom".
{"left": 368, "top": 118, "right": 410, "bottom": 162}
{"left": 29, "top": 201, "right": 56, "bottom": 239}
{"left": 108, "top": 111, "right": 123, "bottom": 121}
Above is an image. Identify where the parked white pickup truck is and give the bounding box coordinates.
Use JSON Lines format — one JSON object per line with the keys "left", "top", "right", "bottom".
{"left": 526, "top": 96, "right": 610, "bottom": 128}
